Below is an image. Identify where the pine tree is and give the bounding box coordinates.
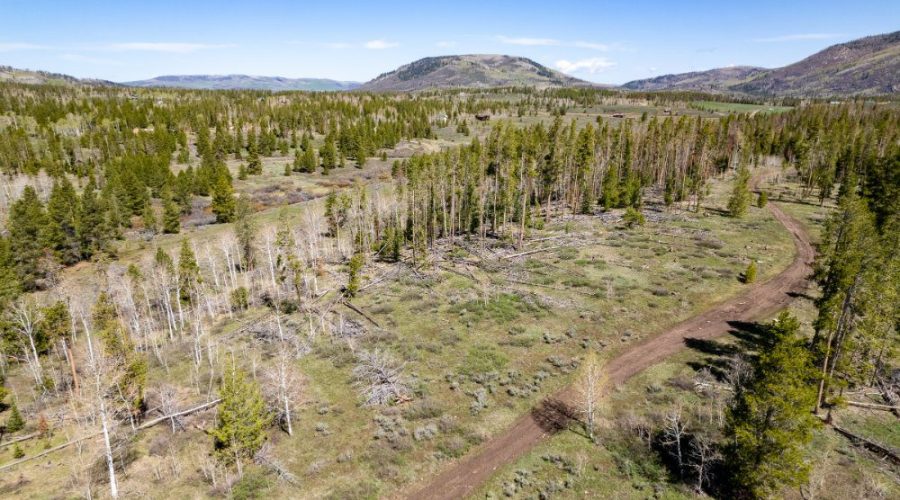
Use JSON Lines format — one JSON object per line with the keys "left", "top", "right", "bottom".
{"left": 211, "top": 174, "right": 236, "bottom": 223}
{"left": 211, "top": 367, "right": 269, "bottom": 467}
{"left": 725, "top": 312, "right": 818, "bottom": 498}
{"left": 43, "top": 178, "right": 81, "bottom": 265}
{"left": 345, "top": 253, "right": 364, "bottom": 298}
{"left": 757, "top": 190, "right": 768, "bottom": 209}
{"left": 78, "top": 177, "right": 107, "bottom": 259}
{"left": 93, "top": 292, "right": 147, "bottom": 413}
{"left": 178, "top": 240, "right": 200, "bottom": 303}
{"left": 320, "top": 140, "right": 337, "bottom": 174}
{"left": 234, "top": 197, "right": 256, "bottom": 270}
{"left": 162, "top": 190, "right": 181, "bottom": 234}
{"left": 9, "top": 186, "right": 49, "bottom": 291}
{"left": 727, "top": 165, "right": 751, "bottom": 218}
{"left": 141, "top": 199, "right": 157, "bottom": 234}
{"left": 301, "top": 146, "right": 317, "bottom": 173}
{"left": 6, "top": 401, "right": 25, "bottom": 432}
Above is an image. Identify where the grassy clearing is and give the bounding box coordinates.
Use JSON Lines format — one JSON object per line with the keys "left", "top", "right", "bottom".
{"left": 476, "top": 191, "right": 899, "bottom": 500}
{"left": 693, "top": 101, "right": 793, "bottom": 114}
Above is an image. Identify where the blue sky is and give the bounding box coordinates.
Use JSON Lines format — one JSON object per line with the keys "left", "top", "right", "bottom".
{"left": 1, "top": 0, "right": 897, "bottom": 84}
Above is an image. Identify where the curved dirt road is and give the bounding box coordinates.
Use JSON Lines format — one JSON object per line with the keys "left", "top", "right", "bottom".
{"left": 406, "top": 202, "right": 814, "bottom": 500}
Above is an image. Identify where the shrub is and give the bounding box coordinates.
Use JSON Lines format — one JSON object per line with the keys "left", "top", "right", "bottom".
{"left": 231, "top": 287, "right": 250, "bottom": 311}
{"left": 744, "top": 261, "right": 757, "bottom": 284}
{"left": 623, "top": 207, "right": 646, "bottom": 228}
{"left": 12, "top": 444, "right": 24, "bottom": 459}
{"left": 757, "top": 191, "right": 768, "bottom": 209}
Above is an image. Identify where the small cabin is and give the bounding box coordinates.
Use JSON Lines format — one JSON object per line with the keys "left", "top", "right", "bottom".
{"left": 475, "top": 113, "right": 491, "bottom": 122}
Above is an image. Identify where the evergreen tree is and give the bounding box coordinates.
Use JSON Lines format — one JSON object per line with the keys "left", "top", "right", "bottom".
{"left": 43, "top": 179, "right": 81, "bottom": 265}
{"left": 78, "top": 177, "right": 107, "bottom": 259}
{"left": 233, "top": 197, "right": 256, "bottom": 270}
{"left": 162, "top": 190, "right": 181, "bottom": 234}
{"left": 141, "top": 199, "right": 157, "bottom": 234}
{"left": 211, "top": 366, "right": 269, "bottom": 466}
{"left": 727, "top": 165, "right": 751, "bottom": 218}
{"left": 211, "top": 174, "right": 236, "bottom": 223}
{"left": 178, "top": 240, "right": 200, "bottom": 303}
{"left": 345, "top": 252, "right": 364, "bottom": 298}
{"left": 6, "top": 401, "right": 25, "bottom": 432}
{"left": 320, "top": 139, "right": 337, "bottom": 174}
{"left": 757, "top": 190, "right": 768, "bottom": 209}
{"left": 725, "top": 312, "right": 818, "bottom": 498}
{"left": 9, "top": 186, "right": 48, "bottom": 291}
{"left": 301, "top": 146, "right": 317, "bottom": 173}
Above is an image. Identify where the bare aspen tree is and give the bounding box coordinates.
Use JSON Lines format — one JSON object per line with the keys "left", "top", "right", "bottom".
{"left": 10, "top": 299, "right": 44, "bottom": 386}
{"left": 688, "top": 434, "right": 719, "bottom": 493}
{"left": 262, "top": 351, "right": 303, "bottom": 436}
{"left": 661, "top": 406, "right": 688, "bottom": 478}
{"left": 80, "top": 311, "right": 118, "bottom": 499}
{"left": 574, "top": 350, "right": 607, "bottom": 441}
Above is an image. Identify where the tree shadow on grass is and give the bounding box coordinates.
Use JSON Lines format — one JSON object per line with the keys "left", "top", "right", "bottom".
{"left": 531, "top": 398, "right": 579, "bottom": 434}
{"left": 683, "top": 320, "right": 771, "bottom": 381}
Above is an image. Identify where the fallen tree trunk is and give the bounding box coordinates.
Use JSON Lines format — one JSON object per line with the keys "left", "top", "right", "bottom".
{"left": 0, "top": 432, "right": 40, "bottom": 448}
{"left": 341, "top": 301, "right": 381, "bottom": 328}
{"left": 501, "top": 246, "right": 563, "bottom": 260}
{"left": 845, "top": 400, "right": 900, "bottom": 411}
{"left": 0, "top": 398, "right": 222, "bottom": 472}
{"left": 831, "top": 424, "right": 900, "bottom": 466}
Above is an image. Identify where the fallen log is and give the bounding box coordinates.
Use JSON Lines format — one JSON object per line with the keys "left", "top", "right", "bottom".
{"left": 341, "top": 301, "right": 381, "bottom": 328}
{"left": 831, "top": 424, "right": 900, "bottom": 466}
{"left": 501, "top": 245, "right": 563, "bottom": 260}
{"left": 0, "top": 398, "right": 222, "bottom": 472}
{"left": 845, "top": 400, "right": 900, "bottom": 412}
{"left": 0, "top": 432, "right": 40, "bottom": 448}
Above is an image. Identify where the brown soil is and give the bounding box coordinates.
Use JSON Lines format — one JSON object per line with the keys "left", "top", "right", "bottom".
{"left": 405, "top": 202, "right": 814, "bottom": 499}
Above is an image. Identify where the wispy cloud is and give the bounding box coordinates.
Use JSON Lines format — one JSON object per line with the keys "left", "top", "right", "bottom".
{"left": 436, "top": 41, "right": 457, "bottom": 48}
{"left": 752, "top": 33, "right": 844, "bottom": 43}
{"left": 364, "top": 39, "right": 399, "bottom": 49}
{"left": 101, "top": 42, "right": 235, "bottom": 53}
{"left": 497, "top": 35, "right": 560, "bottom": 46}
{"left": 573, "top": 41, "right": 610, "bottom": 51}
{"left": 498, "top": 36, "right": 618, "bottom": 51}
{"left": 60, "top": 53, "right": 122, "bottom": 65}
{"left": 554, "top": 57, "right": 616, "bottom": 74}
{"left": 0, "top": 42, "right": 49, "bottom": 52}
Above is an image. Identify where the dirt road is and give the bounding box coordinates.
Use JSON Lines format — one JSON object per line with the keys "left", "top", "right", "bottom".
{"left": 406, "top": 202, "right": 814, "bottom": 500}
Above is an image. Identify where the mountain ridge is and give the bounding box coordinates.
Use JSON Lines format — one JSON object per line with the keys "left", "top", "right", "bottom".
{"left": 358, "top": 54, "right": 592, "bottom": 92}
{"left": 622, "top": 30, "right": 900, "bottom": 96}
{"left": 123, "top": 74, "right": 361, "bottom": 91}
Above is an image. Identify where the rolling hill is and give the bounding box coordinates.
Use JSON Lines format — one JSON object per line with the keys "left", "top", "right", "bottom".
{"left": 622, "top": 30, "right": 900, "bottom": 97}
{"left": 123, "top": 74, "right": 360, "bottom": 91}
{"left": 358, "top": 54, "right": 591, "bottom": 92}
{"left": 0, "top": 65, "right": 117, "bottom": 86}
{"left": 620, "top": 66, "right": 767, "bottom": 92}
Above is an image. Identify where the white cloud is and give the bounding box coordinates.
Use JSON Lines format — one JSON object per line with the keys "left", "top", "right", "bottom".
{"left": 0, "top": 42, "right": 48, "bottom": 52}
{"left": 436, "top": 41, "right": 457, "bottom": 48}
{"left": 60, "top": 53, "right": 122, "bottom": 65}
{"left": 497, "top": 35, "right": 560, "bottom": 46}
{"left": 752, "top": 33, "right": 843, "bottom": 43}
{"left": 102, "top": 42, "right": 235, "bottom": 53}
{"left": 364, "top": 39, "right": 399, "bottom": 49}
{"left": 554, "top": 57, "right": 616, "bottom": 74}
{"left": 573, "top": 41, "right": 610, "bottom": 51}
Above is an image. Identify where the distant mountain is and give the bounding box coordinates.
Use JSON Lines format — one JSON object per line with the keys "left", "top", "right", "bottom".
{"left": 358, "top": 54, "right": 591, "bottom": 92}
{"left": 622, "top": 31, "right": 900, "bottom": 97}
{"left": 733, "top": 31, "right": 900, "bottom": 96}
{"left": 123, "top": 74, "right": 360, "bottom": 91}
{"left": 621, "top": 66, "right": 767, "bottom": 92}
{"left": 0, "top": 65, "right": 117, "bottom": 86}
